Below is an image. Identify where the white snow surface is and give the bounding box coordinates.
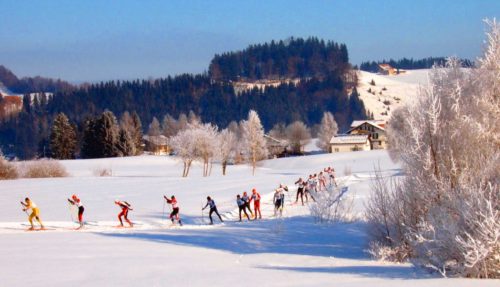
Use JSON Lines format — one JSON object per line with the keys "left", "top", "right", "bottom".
{"left": 0, "top": 151, "right": 497, "bottom": 286}
{"left": 357, "top": 69, "right": 430, "bottom": 121}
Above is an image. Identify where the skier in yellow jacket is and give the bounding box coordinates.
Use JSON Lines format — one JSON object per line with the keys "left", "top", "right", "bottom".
{"left": 21, "top": 197, "right": 45, "bottom": 230}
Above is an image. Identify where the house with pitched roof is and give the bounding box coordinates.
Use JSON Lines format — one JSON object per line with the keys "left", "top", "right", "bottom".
{"left": 329, "top": 134, "right": 371, "bottom": 152}
{"left": 347, "top": 120, "right": 387, "bottom": 149}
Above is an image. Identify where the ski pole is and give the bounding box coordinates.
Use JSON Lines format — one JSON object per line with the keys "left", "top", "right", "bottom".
{"left": 20, "top": 201, "right": 29, "bottom": 216}
{"left": 201, "top": 201, "right": 204, "bottom": 225}
{"left": 67, "top": 201, "right": 75, "bottom": 222}
{"left": 162, "top": 198, "right": 166, "bottom": 223}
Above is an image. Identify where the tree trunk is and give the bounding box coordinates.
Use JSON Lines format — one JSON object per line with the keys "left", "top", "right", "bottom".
{"left": 252, "top": 150, "right": 256, "bottom": 176}
{"left": 222, "top": 161, "right": 227, "bottom": 176}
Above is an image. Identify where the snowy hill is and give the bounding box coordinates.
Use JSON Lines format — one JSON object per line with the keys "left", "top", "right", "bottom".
{"left": 357, "top": 69, "right": 431, "bottom": 121}
{"left": 0, "top": 152, "right": 496, "bottom": 286}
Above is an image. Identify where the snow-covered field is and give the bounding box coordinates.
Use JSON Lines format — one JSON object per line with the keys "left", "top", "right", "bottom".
{"left": 0, "top": 151, "right": 497, "bottom": 286}
{"left": 357, "top": 69, "right": 430, "bottom": 121}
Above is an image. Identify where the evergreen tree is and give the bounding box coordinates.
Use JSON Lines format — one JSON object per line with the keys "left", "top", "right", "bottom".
{"left": 81, "top": 117, "right": 99, "bottom": 159}
{"left": 96, "top": 110, "right": 120, "bottom": 157}
{"left": 131, "top": 112, "right": 143, "bottom": 155}
{"left": 117, "top": 128, "right": 135, "bottom": 156}
{"left": 148, "top": 117, "right": 161, "bottom": 136}
{"left": 50, "top": 113, "right": 76, "bottom": 159}
{"left": 162, "top": 114, "right": 178, "bottom": 138}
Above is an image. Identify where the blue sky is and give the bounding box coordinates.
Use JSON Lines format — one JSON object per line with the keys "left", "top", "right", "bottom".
{"left": 0, "top": 0, "right": 498, "bottom": 82}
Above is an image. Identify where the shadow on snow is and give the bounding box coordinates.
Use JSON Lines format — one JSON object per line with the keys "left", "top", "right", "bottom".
{"left": 99, "top": 216, "right": 370, "bottom": 260}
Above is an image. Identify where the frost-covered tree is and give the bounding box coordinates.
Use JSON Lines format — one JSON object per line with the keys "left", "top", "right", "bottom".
{"left": 130, "top": 112, "right": 143, "bottom": 155}
{"left": 119, "top": 111, "right": 134, "bottom": 134}
{"left": 286, "top": 121, "right": 311, "bottom": 154}
{"left": 119, "top": 111, "right": 140, "bottom": 156}
{"left": 117, "top": 128, "right": 135, "bottom": 156}
{"left": 269, "top": 123, "right": 287, "bottom": 140}
{"left": 96, "top": 110, "right": 120, "bottom": 158}
{"left": 170, "top": 128, "right": 197, "bottom": 177}
{"left": 316, "top": 112, "right": 338, "bottom": 152}
{"left": 162, "top": 114, "right": 178, "bottom": 138}
{"left": 227, "top": 120, "right": 244, "bottom": 164}
{"left": 148, "top": 117, "right": 161, "bottom": 136}
{"left": 192, "top": 123, "right": 218, "bottom": 177}
{"left": 218, "top": 128, "right": 237, "bottom": 175}
{"left": 241, "top": 110, "right": 268, "bottom": 175}
{"left": 366, "top": 20, "right": 500, "bottom": 278}
{"left": 177, "top": 113, "right": 188, "bottom": 131}
{"left": 50, "top": 112, "right": 77, "bottom": 159}
{"left": 188, "top": 110, "right": 201, "bottom": 126}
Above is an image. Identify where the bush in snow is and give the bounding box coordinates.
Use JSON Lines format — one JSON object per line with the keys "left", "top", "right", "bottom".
{"left": 21, "top": 159, "right": 68, "bottom": 178}
{"left": 310, "top": 181, "right": 354, "bottom": 223}
{"left": 367, "top": 20, "right": 500, "bottom": 278}
{"left": 0, "top": 154, "right": 18, "bottom": 180}
{"left": 93, "top": 167, "right": 112, "bottom": 177}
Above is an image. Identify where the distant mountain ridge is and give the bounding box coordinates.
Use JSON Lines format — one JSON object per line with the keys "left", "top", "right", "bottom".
{"left": 0, "top": 37, "right": 367, "bottom": 159}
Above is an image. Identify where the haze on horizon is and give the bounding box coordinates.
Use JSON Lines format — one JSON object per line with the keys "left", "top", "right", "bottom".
{"left": 1, "top": 0, "right": 498, "bottom": 83}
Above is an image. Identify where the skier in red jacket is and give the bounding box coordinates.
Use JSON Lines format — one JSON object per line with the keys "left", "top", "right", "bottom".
{"left": 164, "top": 195, "right": 183, "bottom": 226}
{"left": 115, "top": 200, "right": 133, "bottom": 227}
{"left": 249, "top": 188, "right": 262, "bottom": 219}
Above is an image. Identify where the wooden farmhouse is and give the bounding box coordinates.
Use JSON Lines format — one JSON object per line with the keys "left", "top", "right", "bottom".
{"left": 143, "top": 135, "right": 170, "bottom": 155}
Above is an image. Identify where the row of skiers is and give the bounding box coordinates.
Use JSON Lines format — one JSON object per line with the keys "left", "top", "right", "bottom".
{"left": 294, "top": 166, "right": 337, "bottom": 206}
{"left": 21, "top": 188, "right": 272, "bottom": 230}
{"left": 20, "top": 169, "right": 338, "bottom": 230}
{"left": 20, "top": 195, "right": 183, "bottom": 230}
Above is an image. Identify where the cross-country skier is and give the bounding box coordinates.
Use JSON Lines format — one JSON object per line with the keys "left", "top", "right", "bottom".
{"left": 115, "top": 200, "right": 133, "bottom": 227}
{"left": 68, "top": 194, "right": 84, "bottom": 228}
{"left": 327, "top": 167, "right": 337, "bottom": 187}
{"left": 241, "top": 191, "right": 254, "bottom": 218}
{"left": 164, "top": 195, "right": 183, "bottom": 226}
{"left": 21, "top": 197, "right": 44, "bottom": 230}
{"left": 249, "top": 188, "right": 262, "bottom": 219}
{"left": 273, "top": 187, "right": 285, "bottom": 217}
{"left": 306, "top": 175, "right": 317, "bottom": 202}
{"left": 294, "top": 177, "right": 306, "bottom": 205}
{"left": 202, "top": 196, "right": 224, "bottom": 225}
{"left": 318, "top": 171, "right": 327, "bottom": 191}
{"left": 236, "top": 194, "right": 250, "bottom": 222}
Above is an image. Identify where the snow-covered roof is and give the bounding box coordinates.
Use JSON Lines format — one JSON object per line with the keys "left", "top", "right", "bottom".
{"left": 143, "top": 135, "right": 169, "bottom": 145}
{"left": 264, "top": 134, "right": 288, "bottom": 146}
{"left": 350, "top": 120, "right": 386, "bottom": 130}
{"left": 330, "top": 134, "right": 369, "bottom": 145}
{"left": 378, "top": 64, "right": 394, "bottom": 71}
